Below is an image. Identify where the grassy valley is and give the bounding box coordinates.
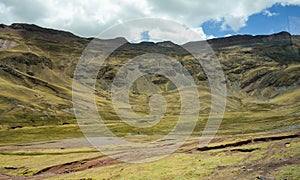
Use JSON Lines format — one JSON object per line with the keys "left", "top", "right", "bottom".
{"left": 0, "top": 23, "right": 299, "bottom": 179}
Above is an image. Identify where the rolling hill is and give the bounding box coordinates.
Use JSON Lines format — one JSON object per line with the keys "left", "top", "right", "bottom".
{"left": 0, "top": 23, "right": 299, "bottom": 135}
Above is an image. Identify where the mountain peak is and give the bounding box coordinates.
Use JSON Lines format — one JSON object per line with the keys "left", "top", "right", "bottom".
{"left": 156, "top": 41, "right": 179, "bottom": 48}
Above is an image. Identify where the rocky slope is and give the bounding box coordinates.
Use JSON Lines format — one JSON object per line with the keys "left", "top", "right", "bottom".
{"left": 0, "top": 23, "right": 299, "bottom": 129}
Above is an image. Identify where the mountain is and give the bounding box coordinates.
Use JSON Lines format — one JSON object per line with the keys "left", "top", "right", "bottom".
{"left": 0, "top": 23, "right": 299, "bottom": 133}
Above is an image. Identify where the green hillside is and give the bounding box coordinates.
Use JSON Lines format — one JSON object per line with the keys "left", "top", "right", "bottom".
{"left": 0, "top": 23, "right": 299, "bottom": 180}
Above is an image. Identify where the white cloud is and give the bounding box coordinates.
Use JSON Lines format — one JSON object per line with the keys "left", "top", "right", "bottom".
{"left": 206, "top": 35, "right": 216, "bottom": 39}
{"left": 191, "top": 27, "right": 208, "bottom": 40}
{"left": 221, "top": 15, "right": 249, "bottom": 31}
{"left": 263, "top": 10, "right": 279, "bottom": 16}
{"left": 224, "top": 34, "right": 233, "bottom": 37}
{"left": 191, "top": 27, "right": 216, "bottom": 40}
{"left": 0, "top": 0, "right": 300, "bottom": 43}
{"left": 97, "top": 19, "right": 206, "bottom": 44}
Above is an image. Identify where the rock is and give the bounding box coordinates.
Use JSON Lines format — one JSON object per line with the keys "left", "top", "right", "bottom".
{"left": 10, "top": 125, "right": 23, "bottom": 129}
{"left": 285, "top": 142, "right": 291, "bottom": 148}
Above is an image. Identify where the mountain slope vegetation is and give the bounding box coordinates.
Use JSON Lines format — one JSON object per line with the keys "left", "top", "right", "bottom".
{"left": 0, "top": 23, "right": 299, "bottom": 136}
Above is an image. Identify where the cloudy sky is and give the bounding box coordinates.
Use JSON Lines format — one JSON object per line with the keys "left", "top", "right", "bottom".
{"left": 0, "top": 0, "right": 300, "bottom": 44}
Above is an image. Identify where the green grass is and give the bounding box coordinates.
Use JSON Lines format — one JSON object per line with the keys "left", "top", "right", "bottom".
{"left": 0, "top": 125, "right": 82, "bottom": 146}
{"left": 0, "top": 135, "right": 298, "bottom": 179}
{"left": 277, "top": 165, "right": 300, "bottom": 180}
{"left": 0, "top": 26, "right": 300, "bottom": 179}
{"left": 44, "top": 136, "right": 300, "bottom": 180}
{"left": 46, "top": 151, "right": 241, "bottom": 179}
{"left": 0, "top": 147, "right": 100, "bottom": 176}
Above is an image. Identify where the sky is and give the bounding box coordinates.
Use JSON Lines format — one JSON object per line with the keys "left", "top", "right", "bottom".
{"left": 0, "top": 0, "right": 300, "bottom": 44}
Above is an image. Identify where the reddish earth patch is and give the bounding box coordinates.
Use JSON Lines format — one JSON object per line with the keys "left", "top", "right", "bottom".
{"left": 35, "top": 156, "right": 119, "bottom": 175}
{"left": 0, "top": 172, "right": 13, "bottom": 180}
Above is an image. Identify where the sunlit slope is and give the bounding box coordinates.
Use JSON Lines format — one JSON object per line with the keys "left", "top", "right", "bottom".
{"left": 0, "top": 23, "right": 299, "bottom": 135}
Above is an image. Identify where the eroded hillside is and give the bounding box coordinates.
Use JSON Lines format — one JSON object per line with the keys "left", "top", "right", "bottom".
{"left": 0, "top": 23, "right": 299, "bottom": 134}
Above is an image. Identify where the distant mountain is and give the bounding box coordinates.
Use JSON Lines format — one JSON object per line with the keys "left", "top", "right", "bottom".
{"left": 184, "top": 31, "right": 292, "bottom": 48}
{"left": 0, "top": 23, "right": 299, "bottom": 129}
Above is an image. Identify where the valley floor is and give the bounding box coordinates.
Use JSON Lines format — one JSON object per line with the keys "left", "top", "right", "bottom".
{"left": 0, "top": 129, "right": 299, "bottom": 179}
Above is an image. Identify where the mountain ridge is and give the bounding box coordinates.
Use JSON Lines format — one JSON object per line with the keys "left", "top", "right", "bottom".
{"left": 0, "top": 23, "right": 299, "bottom": 131}
{"left": 0, "top": 23, "right": 295, "bottom": 46}
{"left": 184, "top": 31, "right": 293, "bottom": 48}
